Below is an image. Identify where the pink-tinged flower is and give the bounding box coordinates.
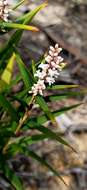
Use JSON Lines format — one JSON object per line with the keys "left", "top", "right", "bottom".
{"left": 45, "top": 44, "right": 63, "bottom": 69}
{"left": 0, "top": 0, "right": 9, "bottom": 21}
{"left": 29, "top": 80, "right": 46, "bottom": 96}
{"left": 29, "top": 44, "right": 66, "bottom": 96}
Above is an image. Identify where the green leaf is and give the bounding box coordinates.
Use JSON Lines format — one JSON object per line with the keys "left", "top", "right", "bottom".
{"left": 1, "top": 53, "right": 15, "bottom": 85}
{"left": 53, "top": 103, "right": 82, "bottom": 117}
{"left": 2, "top": 165, "right": 23, "bottom": 190}
{"left": 27, "top": 124, "right": 76, "bottom": 152}
{"left": 12, "top": 0, "right": 26, "bottom": 10}
{"left": 0, "top": 22, "right": 39, "bottom": 31}
{"left": 49, "top": 91, "right": 86, "bottom": 101}
{"left": 9, "top": 74, "right": 22, "bottom": 89}
{"left": 47, "top": 84, "right": 79, "bottom": 90}
{"left": 36, "top": 95, "right": 55, "bottom": 123}
{"left": 23, "top": 134, "right": 47, "bottom": 144}
{"left": 49, "top": 94, "right": 70, "bottom": 101}
{"left": 0, "top": 74, "right": 22, "bottom": 94}
{"left": 7, "top": 134, "right": 47, "bottom": 156}
{"left": 21, "top": 147, "right": 66, "bottom": 185}
{"left": 0, "top": 79, "right": 8, "bottom": 93}
{"left": 16, "top": 89, "right": 28, "bottom": 99}
{"left": 31, "top": 60, "right": 36, "bottom": 76}
{"left": 15, "top": 51, "right": 32, "bottom": 89}
{"left": 0, "top": 54, "right": 15, "bottom": 93}
{"left": 17, "top": 1, "right": 47, "bottom": 24}
{"left": 0, "top": 94, "right": 19, "bottom": 121}
{"left": 10, "top": 134, "right": 48, "bottom": 148}
{"left": 28, "top": 103, "right": 82, "bottom": 125}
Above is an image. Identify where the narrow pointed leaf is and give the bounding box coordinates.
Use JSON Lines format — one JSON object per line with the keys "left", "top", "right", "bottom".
{"left": 12, "top": 0, "right": 26, "bottom": 10}
{"left": 28, "top": 103, "right": 82, "bottom": 125}
{"left": 17, "top": 1, "right": 48, "bottom": 23}
{"left": 2, "top": 165, "right": 23, "bottom": 190}
{"left": 53, "top": 103, "right": 82, "bottom": 117}
{"left": 36, "top": 95, "right": 55, "bottom": 123}
{"left": 23, "top": 134, "right": 47, "bottom": 145}
{"left": 0, "top": 22, "right": 39, "bottom": 31}
{"left": 0, "top": 79, "right": 8, "bottom": 93}
{"left": 28, "top": 124, "right": 76, "bottom": 152}
{"left": 10, "top": 134, "right": 48, "bottom": 147}
{"left": 1, "top": 53, "right": 15, "bottom": 85}
{"left": 49, "top": 91, "right": 87, "bottom": 101}
{"left": 21, "top": 148, "right": 67, "bottom": 185}
{"left": 47, "top": 84, "right": 79, "bottom": 90}
{"left": 0, "top": 94, "right": 19, "bottom": 121}
{"left": 15, "top": 51, "right": 32, "bottom": 89}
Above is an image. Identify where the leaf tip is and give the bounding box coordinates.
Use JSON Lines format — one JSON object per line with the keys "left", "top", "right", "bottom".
{"left": 42, "top": 1, "right": 48, "bottom": 8}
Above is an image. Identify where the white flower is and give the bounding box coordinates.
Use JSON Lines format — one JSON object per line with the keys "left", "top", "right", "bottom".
{"left": 46, "top": 76, "right": 55, "bottom": 85}
{"left": 55, "top": 44, "right": 59, "bottom": 49}
{"left": 50, "top": 61, "right": 56, "bottom": 68}
{"left": 39, "top": 63, "right": 49, "bottom": 71}
{"left": 45, "top": 55, "right": 53, "bottom": 63}
{"left": 57, "top": 56, "right": 63, "bottom": 63}
{"left": 48, "top": 68, "right": 58, "bottom": 77}
{"left": 34, "top": 70, "right": 46, "bottom": 80}
{"left": 49, "top": 46, "right": 55, "bottom": 52}
{"left": 29, "top": 80, "right": 46, "bottom": 96}
{"left": 0, "top": 0, "right": 9, "bottom": 22}
{"left": 49, "top": 50, "right": 54, "bottom": 57}
{"left": 58, "top": 48, "right": 62, "bottom": 53}
{"left": 45, "top": 68, "right": 59, "bottom": 85}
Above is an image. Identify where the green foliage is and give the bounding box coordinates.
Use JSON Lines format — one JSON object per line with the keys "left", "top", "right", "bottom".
{"left": 0, "top": 0, "right": 83, "bottom": 189}
{"left": 1, "top": 164, "right": 24, "bottom": 190}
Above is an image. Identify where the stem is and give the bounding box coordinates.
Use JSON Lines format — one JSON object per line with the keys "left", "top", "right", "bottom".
{"left": 3, "top": 95, "right": 35, "bottom": 154}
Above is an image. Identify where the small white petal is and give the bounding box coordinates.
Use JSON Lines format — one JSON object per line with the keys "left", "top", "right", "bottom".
{"left": 45, "top": 55, "right": 52, "bottom": 63}
{"left": 54, "top": 52, "right": 58, "bottom": 57}
{"left": 58, "top": 48, "right": 62, "bottom": 53}
{"left": 46, "top": 76, "right": 55, "bottom": 85}
{"left": 39, "top": 63, "right": 49, "bottom": 70}
{"left": 49, "top": 50, "right": 54, "bottom": 57}
{"left": 4, "top": 8, "right": 8, "bottom": 13}
{"left": 50, "top": 61, "right": 56, "bottom": 67}
{"left": 55, "top": 44, "right": 59, "bottom": 49}
{"left": 0, "top": 2, "right": 3, "bottom": 6}
{"left": 58, "top": 56, "right": 64, "bottom": 62}
{"left": 50, "top": 46, "right": 55, "bottom": 52}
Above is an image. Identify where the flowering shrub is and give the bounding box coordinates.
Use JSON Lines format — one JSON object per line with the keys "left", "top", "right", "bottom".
{"left": 0, "top": 0, "right": 83, "bottom": 189}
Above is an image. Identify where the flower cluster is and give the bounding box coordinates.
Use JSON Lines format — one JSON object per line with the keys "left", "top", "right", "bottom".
{"left": 29, "top": 44, "right": 66, "bottom": 96}
{"left": 0, "top": 0, "right": 9, "bottom": 22}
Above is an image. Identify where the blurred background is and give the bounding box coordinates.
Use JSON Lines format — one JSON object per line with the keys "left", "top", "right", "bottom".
{"left": 0, "top": 0, "right": 87, "bottom": 189}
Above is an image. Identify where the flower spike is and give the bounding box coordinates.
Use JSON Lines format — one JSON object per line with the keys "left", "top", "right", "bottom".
{"left": 29, "top": 44, "right": 66, "bottom": 96}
